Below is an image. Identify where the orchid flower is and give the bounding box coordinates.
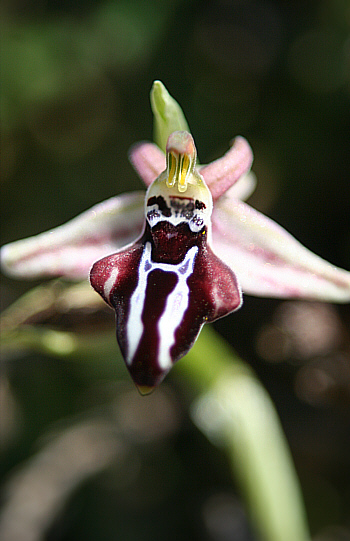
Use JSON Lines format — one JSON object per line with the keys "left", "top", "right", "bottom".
{"left": 1, "top": 81, "right": 350, "bottom": 394}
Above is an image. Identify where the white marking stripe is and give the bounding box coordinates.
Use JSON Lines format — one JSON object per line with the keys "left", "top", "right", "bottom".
{"left": 104, "top": 268, "right": 119, "bottom": 302}
{"left": 126, "top": 242, "right": 198, "bottom": 368}
{"left": 126, "top": 243, "right": 152, "bottom": 363}
{"left": 157, "top": 246, "right": 197, "bottom": 369}
{"left": 146, "top": 203, "right": 205, "bottom": 232}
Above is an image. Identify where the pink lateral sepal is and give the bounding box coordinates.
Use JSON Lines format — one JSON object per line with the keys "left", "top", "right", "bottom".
{"left": 129, "top": 142, "right": 166, "bottom": 187}
{"left": 200, "top": 136, "right": 253, "bottom": 200}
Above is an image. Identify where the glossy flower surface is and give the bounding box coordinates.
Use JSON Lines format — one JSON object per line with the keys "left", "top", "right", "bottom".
{"left": 1, "top": 81, "right": 350, "bottom": 392}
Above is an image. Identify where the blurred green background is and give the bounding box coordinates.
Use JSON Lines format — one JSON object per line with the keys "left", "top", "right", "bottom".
{"left": 1, "top": 0, "right": 350, "bottom": 540}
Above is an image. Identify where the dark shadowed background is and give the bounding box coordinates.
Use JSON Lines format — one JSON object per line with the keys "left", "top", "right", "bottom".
{"left": 1, "top": 1, "right": 350, "bottom": 540}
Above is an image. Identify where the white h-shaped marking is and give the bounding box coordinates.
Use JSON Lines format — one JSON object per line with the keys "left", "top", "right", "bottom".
{"left": 126, "top": 242, "right": 198, "bottom": 369}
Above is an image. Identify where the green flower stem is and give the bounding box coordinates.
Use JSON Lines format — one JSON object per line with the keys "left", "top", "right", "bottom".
{"left": 1, "top": 284, "right": 310, "bottom": 540}
{"left": 152, "top": 80, "right": 310, "bottom": 540}
{"left": 176, "top": 325, "right": 310, "bottom": 541}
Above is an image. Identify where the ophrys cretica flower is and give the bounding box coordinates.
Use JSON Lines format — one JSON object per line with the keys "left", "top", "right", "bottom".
{"left": 2, "top": 81, "right": 349, "bottom": 393}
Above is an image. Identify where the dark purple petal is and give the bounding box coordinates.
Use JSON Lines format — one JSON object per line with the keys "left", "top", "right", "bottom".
{"left": 90, "top": 221, "right": 241, "bottom": 390}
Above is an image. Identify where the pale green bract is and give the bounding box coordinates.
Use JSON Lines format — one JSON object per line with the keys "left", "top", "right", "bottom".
{"left": 151, "top": 80, "right": 191, "bottom": 152}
